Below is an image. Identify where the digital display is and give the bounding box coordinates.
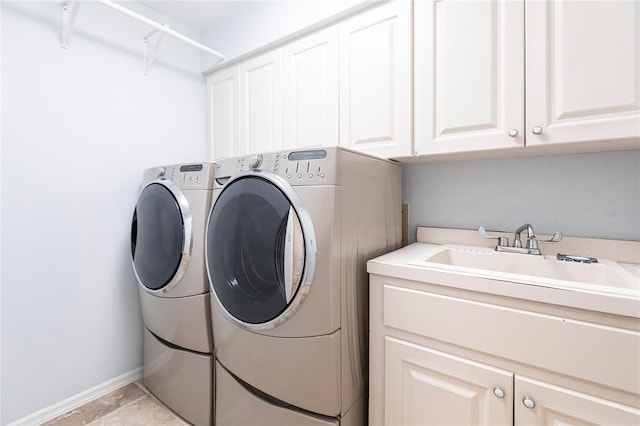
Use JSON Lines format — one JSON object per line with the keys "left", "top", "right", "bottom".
{"left": 288, "top": 150, "right": 327, "bottom": 161}
{"left": 180, "top": 164, "right": 204, "bottom": 172}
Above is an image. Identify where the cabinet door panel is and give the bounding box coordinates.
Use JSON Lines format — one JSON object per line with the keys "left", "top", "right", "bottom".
{"left": 283, "top": 28, "right": 339, "bottom": 149}
{"left": 415, "top": 0, "right": 524, "bottom": 155}
{"left": 207, "top": 67, "right": 238, "bottom": 160}
{"left": 515, "top": 376, "right": 640, "bottom": 426}
{"left": 526, "top": 1, "right": 640, "bottom": 145}
{"left": 385, "top": 337, "right": 512, "bottom": 426}
{"left": 239, "top": 50, "right": 283, "bottom": 155}
{"left": 340, "top": 1, "right": 412, "bottom": 158}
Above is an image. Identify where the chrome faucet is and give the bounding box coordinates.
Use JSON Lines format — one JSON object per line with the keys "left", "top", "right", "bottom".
{"left": 479, "top": 224, "right": 562, "bottom": 255}
{"left": 513, "top": 223, "right": 536, "bottom": 249}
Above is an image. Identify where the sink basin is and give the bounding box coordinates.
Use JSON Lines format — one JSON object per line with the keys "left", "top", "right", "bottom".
{"left": 409, "top": 245, "right": 639, "bottom": 295}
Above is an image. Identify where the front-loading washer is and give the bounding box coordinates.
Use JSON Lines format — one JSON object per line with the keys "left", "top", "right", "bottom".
{"left": 205, "top": 147, "right": 401, "bottom": 426}
{"left": 131, "top": 163, "right": 215, "bottom": 426}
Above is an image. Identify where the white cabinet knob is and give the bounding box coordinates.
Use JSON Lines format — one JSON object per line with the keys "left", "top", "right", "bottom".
{"left": 532, "top": 126, "right": 543, "bottom": 135}
{"left": 522, "top": 396, "right": 536, "bottom": 409}
{"left": 508, "top": 129, "right": 519, "bottom": 137}
{"left": 493, "top": 387, "right": 505, "bottom": 398}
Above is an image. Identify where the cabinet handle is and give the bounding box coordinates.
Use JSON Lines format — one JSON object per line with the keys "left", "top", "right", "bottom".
{"left": 492, "top": 387, "right": 505, "bottom": 398}
{"left": 522, "top": 396, "right": 536, "bottom": 409}
{"left": 532, "top": 126, "right": 543, "bottom": 135}
{"left": 508, "top": 129, "right": 519, "bottom": 137}
{"left": 478, "top": 226, "right": 509, "bottom": 247}
{"left": 283, "top": 207, "right": 304, "bottom": 303}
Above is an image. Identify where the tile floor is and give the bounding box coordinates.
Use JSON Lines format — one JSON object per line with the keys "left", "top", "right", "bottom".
{"left": 42, "top": 381, "right": 189, "bottom": 425}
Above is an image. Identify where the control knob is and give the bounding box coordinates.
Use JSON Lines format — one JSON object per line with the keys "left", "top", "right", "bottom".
{"left": 248, "top": 154, "right": 263, "bottom": 169}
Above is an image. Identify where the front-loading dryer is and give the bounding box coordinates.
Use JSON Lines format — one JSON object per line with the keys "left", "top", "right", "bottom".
{"left": 131, "top": 163, "right": 215, "bottom": 426}
{"left": 205, "top": 147, "right": 401, "bottom": 426}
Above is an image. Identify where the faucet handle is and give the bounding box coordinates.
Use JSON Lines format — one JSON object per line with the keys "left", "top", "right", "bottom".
{"left": 541, "top": 232, "right": 563, "bottom": 244}
{"left": 478, "top": 226, "right": 509, "bottom": 247}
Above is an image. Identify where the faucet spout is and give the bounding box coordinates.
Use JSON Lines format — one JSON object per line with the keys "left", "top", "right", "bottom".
{"left": 513, "top": 223, "right": 535, "bottom": 248}
{"left": 515, "top": 223, "right": 535, "bottom": 238}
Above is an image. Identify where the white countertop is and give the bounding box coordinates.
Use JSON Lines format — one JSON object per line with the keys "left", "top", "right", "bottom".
{"left": 368, "top": 229, "right": 640, "bottom": 319}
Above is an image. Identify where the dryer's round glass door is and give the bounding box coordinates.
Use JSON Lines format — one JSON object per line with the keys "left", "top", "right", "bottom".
{"left": 206, "top": 175, "right": 308, "bottom": 325}
{"left": 131, "top": 183, "right": 185, "bottom": 291}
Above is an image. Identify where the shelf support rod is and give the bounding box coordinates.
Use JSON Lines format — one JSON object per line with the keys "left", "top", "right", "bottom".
{"left": 61, "top": 1, "right": 80, "bottom": 49}
{"left": 94, "top": 0, "right": 225, "bottom": 60}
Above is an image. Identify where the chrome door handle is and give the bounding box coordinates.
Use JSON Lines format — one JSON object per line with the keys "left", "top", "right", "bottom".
{"left": 532, "top": 126, "right": 543, "bottom": 135}
{"left": 283, "top": 207, "right": 304, "bottom": 303}
{"left": 508, "top": 129, "right": 519, "bottom": 137}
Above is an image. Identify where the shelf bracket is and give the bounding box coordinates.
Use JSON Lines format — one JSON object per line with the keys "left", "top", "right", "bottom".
{"left": 58, "top": 0, "right": 225, "bottom": 73}
{"left": 61, "top": 1, "right": 80, "bottom": 49}
{"left": 143, "top": 28, "right": 167, "bottom": 75}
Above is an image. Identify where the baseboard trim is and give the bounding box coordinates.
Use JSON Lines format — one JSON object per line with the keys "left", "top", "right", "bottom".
{"left": 9, "top": 367, "right": 142, "bottom": 426}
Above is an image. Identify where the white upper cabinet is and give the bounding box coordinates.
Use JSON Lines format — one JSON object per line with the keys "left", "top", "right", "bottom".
{"left": 339, "top": 1, "right": 412, "bottom": 158}
{"left": 208, "top": 0, "right": 638, "bottom": 161}
{"left": 525, "top": 0, "right": 640, "bottom": 146}
{"left": 238, "top": 50, "right": 283, "bottom": 155}
{"left": 206, "top": 1, "right": 412, "bottom": 160}
{"left": 207, "top": 66, "right": 239, "bottom": 160}
{"left": 415, "top": 0, "right": 640, "bottom": 157}
{"left": 283, "top": 28, "right": 339, "bottom": 150}
{"left": 415, "top": 0, "right": 525, "bottom": 155}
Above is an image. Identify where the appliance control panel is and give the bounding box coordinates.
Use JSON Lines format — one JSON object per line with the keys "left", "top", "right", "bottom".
{"left": 143, "top": 163, "right": 215, "bottom": 190}
{"left": 214, "top": 148, "right": 339, "bottom": 187}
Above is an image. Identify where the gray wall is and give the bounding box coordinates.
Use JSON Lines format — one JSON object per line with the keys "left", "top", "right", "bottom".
{"left": 1, "top": 2, "right": 206, "bottom": 423}
{"left": 403, "top": 150, "right": 640, "bottom": 243}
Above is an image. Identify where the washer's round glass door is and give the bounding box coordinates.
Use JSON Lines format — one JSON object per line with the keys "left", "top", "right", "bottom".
{"left": 131, "top": 182, "right": 188, "bottom": 292}
{"left": 206, "top": 174, "right": 313, "bottom": 327}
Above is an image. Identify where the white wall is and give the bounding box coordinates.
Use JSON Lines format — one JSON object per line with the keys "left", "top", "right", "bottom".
{"left": 403, "top": 150, "right": 640, "bottom": 243}
{"left": 200, "top": 0, "right": 377, "bottom": 71}
{"left": 0, "top": 2, "right": 207, "bottom": 424}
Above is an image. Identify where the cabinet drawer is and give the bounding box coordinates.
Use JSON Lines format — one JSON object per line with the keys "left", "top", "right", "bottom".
{"left": 383, "top": 284, "right": 640, "bottom": 395}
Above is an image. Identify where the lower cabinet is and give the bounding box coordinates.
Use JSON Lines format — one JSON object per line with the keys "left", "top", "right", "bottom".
{"left": 383, "top": 337, "right": 639, "bottom": 426}
{"left": 369, "top": 275, "right": 640, "bottom": 426}
{"left": 515, "top": 376, "right": 640, "bottom": 426}
{"left": 385, "top": 337, "right": 512, "bottom": 426}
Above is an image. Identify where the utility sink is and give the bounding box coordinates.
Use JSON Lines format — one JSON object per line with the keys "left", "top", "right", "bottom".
{"left": 409, "top": 245, "right": 640, "bottom": 295}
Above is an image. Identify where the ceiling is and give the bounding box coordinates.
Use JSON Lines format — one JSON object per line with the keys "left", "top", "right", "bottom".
{"left": 139, "top": 1, "right": 250, "bottom": 31}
